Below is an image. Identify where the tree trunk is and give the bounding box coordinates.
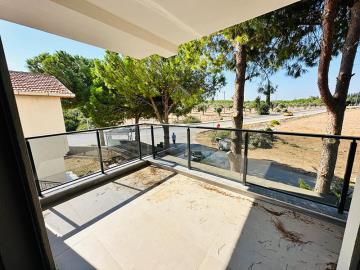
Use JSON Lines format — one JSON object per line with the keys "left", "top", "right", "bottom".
{"left": 163, "top": 114, "right": 170, "bottom": 150}
{"left": 266, "top": 92, "right": 271, "bottom": 107}
{"left": 163, "top": 125, "right": 170, "bottom": 150}
{"left": 99, "top": 130, "right": 106, "bottom": 146}
{"left": 315, "top": 0, "right": 360, "bottom": 194}
{"left": 134, "top": 116, "right": 140, "bottom": 124}
{"left": 315, "top": 107, "right": 344, "bottom": 194}
{"left": 228, "top": 43, "right": 246, "bottom": 172}
{"left": 134, "top": 115, "right": 140, "bottom": 140}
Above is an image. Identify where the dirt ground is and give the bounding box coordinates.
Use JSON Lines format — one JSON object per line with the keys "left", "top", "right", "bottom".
{"left": 64, "top": 157, "right": 100, "bottom": 178}
{"left": 195, "top": 108, "right": 360, "bottom": 183}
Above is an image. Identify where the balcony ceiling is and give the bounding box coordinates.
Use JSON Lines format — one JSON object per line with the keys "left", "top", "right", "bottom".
{"left": 0, "top": 0, "right": 298, "bottom": 58}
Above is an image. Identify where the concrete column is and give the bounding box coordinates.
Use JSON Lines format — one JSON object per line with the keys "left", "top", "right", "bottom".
{"left": 337, "top": 168, "right": 360, "bottom": 269}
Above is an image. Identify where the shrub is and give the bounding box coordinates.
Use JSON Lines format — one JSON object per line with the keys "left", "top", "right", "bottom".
{"left": 182, "top": 115, "right": 201, "bottom": 124}
{"left": 256, "top": 103, "right": 270, "bottom": 115}
{"left": 209, "top": 130, "right": 231, "bottom": 142}
{"left": 214, "top": 106, "right": 223, "bottom": 116}
{"left": 298, "top": 179, "right": 312, "bottom": 190}
{"left": 330, "top": 178, "right": 344, "bottom": 199}
{"left": 248, "top": 128, "right": 275, "bottom": 149}
{"left": 197, "top": 104, "right": 208, "bottom": 114}
{"left": 269, "top": 120, "right": 280, "bottom": 127}
{"left": 274, "top": 107, "right": 281, "bottom": 113}
{"left": 217, "top": 130, "right": 231, "bottom": 139}
{"left": 63, "top": 108, "right": 89, "bottom": 131}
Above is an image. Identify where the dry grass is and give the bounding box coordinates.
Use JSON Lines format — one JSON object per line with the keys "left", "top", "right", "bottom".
{"left": 64, "top": 157, "right": 100, "bottom": 177}
{"left": 252, "top": 108, "right": 360, "bottom": 181}
{"left": 195, "top": 108, "right": 360, "bottom": 182}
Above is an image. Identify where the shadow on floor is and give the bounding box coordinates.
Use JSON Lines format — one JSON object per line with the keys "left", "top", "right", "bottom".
{"left": 44, "top": 166, "right": 177, "bottom": 267}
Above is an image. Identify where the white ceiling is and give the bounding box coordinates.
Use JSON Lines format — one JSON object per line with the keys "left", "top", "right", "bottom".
{"left": 0, "top": 0, "right": 299, "bottom": 58}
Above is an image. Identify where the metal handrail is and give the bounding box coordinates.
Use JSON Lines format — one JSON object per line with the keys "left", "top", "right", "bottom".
{"left": 25, "top": 122, "right": 359, "bottom": 214}
{"left": 25, "top": 123, "right": 360, "bottom": 142}
{"left": 25, "top": 124, "right": 138, "bottom": 140}
{"left": 142, "top": 123, "right": 360, "bottom": 141}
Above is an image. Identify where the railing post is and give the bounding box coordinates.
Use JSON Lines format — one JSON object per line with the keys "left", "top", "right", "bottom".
{"left": 187, "top": 127, "right": 191, "bottom": 169}
{"left": 25, "top": 140, "right": 42, "bottom": 197}
{"left": 338, "top": 140, "right": 357, "bottom": 214}
{"left": 151, "top": 125, "right": 156, "bottom": 159}
{"left": 136, "top": 125, "right": 142, "bottom": 160}
{"left": 242, "top": 132, "right": 249, "bottom": 185}
{"left": 96, "top": 130, "right": 105, "bottom": 174}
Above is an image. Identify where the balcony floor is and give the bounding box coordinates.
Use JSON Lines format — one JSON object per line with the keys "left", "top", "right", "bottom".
{"left": 44, "top": 167, "right": 344, "bottom": 270}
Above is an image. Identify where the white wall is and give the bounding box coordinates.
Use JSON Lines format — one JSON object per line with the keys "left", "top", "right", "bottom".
{"left": 15, "top": 95, "right": 69, "bottom": 183}
{"left": 15, "top": 95, "right": 66, "bottom": 137}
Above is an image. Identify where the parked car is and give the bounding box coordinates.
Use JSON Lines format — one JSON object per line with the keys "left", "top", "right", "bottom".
{"left": 191, "top": 151, "right": 204, "bottom": 162}
{"left": 283, "top": 111, "right": 294, "bottom": 116}
{"left": 217, "top": 138, "right": 231, "bottom": 151}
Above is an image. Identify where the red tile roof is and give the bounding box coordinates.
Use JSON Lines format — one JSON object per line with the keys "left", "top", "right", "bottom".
{"left": 10, "top": 71, "right": 75, "bottom": 98}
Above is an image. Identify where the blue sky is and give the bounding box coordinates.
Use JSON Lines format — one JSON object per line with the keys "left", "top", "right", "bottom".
{"left": 1, "top": 19, "right": 359, "bottom": 101}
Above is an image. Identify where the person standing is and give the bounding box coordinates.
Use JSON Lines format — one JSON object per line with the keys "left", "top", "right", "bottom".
{"left": 172, "top": 132, "right": 176, "bottom": 145}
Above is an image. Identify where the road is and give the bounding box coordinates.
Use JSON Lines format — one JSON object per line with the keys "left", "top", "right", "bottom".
{"left": 138, "top": 108, "right": 326, "bottom": 145}
{"left": 67, "top": 108, "right": 326, "bottom": 146}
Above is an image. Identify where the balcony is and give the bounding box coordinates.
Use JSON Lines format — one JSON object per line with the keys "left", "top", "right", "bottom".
{"left": 25, "top": 124, "right": 359, "bottom": 269}
{"left": 45, "top": 167, "right": 344, "bottom": 269}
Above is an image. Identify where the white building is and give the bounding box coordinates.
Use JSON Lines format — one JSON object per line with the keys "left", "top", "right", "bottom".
{"left": 10, "top": 71, "right": 75, "bottom": 184}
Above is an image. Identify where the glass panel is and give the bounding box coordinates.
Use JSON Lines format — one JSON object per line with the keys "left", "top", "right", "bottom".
{"left": 187, "top": 127, "right": 243, "bottom": 182}
{"left": 101, "top": 126, "right": 139, "bottom": 170}
{"left": 151, "top": 125, "right": 168, "bottom": 158}
{"left": 246, "top": 132, "right": 351, "bottom": 207}
{"left": 28, "top": 131, "right": 100, "bottom": 191}
{"left": 138, "top": 125, "right": 153, "bottom": 157}
{"left": 157, "top": 125, "right": 188, "bottom": 162}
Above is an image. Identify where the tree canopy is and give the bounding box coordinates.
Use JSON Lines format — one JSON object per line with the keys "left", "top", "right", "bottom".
{"left": 92, "top": 49, "right": 225, "bottom": 146}
{"left": 26, "top": 51, "right": 94, "bottom": 108}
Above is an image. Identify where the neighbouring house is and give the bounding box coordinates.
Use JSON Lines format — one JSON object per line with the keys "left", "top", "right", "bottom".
{"left": 10, "top": 71, "right": 75, "bottom": 185}
{"left": 10, "top": 71, "right": 74, "bottom": 137}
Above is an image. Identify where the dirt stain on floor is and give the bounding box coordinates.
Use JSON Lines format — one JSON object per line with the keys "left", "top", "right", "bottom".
{"left": 272, "top": 217, "right": 312, "bottom": 245}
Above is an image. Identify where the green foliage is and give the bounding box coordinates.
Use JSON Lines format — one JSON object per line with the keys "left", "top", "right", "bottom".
{"left": 63, "top": 108, "right": 92, "bottom": 131}
{"left": 173, "top": 105, "right": 193, "bottom": 119}
{"left": 93, "top": 51, "right": 224, "bottom": 127}
{"left": 64, "top": 109, "right": 81, "bottom": 131}
{"left": 273, "top": 97, "right": 324, "bottom": 108}
{"left": 26, "top": 51, "right": 94, "bottom": 109}
{"left": 298, "top": 179, "right": 312, "bottom": 190}
{"left": 86, "top": 85, "right": 127, "bottom": 127}
{"left": 209, "top": 130, "right": 231, "bottom": 142}
{"left": 254, "top": 97, "right": 269, "bottom": 115}
{"left": 330, "top": 178, "right": 344, "bottom": 199}
{"left": 347, "top": 92, "right": 360, "bottom": 105}
{"left": 182, "top": 115, "right": 201, "bottom": 124}
{"left": 208, "top": 100, "right": 233, "bottom": 108}
{"left": 89, "top": 52, "right": 156, "bottom": 126}
{"left": 214, "top": 106, "right": 223, "bottom": 116}
{"left": 258, "top": 81, "right": 277, "bottom": 106}
{"left": 208, "top": 128, "right": 275, "bottom": 149}
{"left": 196, "top": 103, "right": 209, "bottom": 114}
{"left": 257, "top": 103, "right": 270, "bottom": 115}
{"left": 248, "top": 128, "right": 275, "bottom": 149}
{"left": 269, "top": 120, "right": 280, "bottom": 127}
